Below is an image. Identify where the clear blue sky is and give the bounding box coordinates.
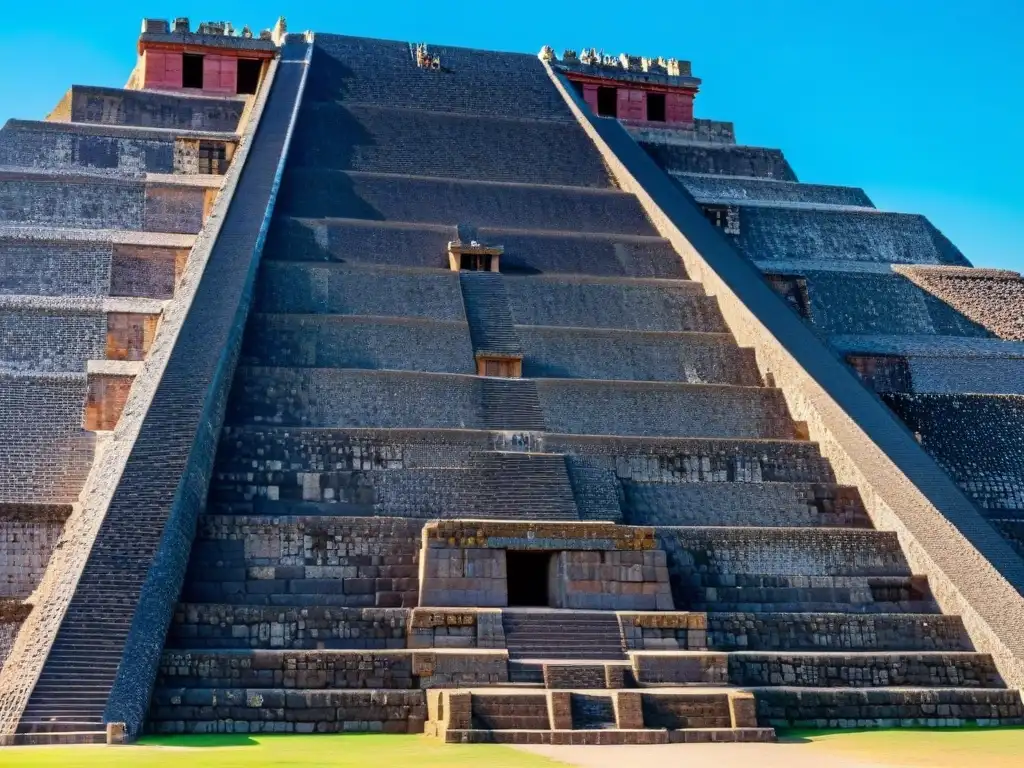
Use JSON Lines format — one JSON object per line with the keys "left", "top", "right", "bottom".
{"left": 2, "top": 1, "right": 1021, "bottom": 270}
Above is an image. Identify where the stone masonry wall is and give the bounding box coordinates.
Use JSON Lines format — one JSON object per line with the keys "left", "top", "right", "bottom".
{"left": 754, "top": 687, "right": 1024, "bottom": 728}
{"left": 149, "top": 689, "right": 427, "bottom": 734}
{"left": 418, "top": 520, "right": 671, "bottom": 610}
{"left": 519, "top": 326, "right": 760, "bottom": 384}
{"left": 182, "top": 515, "right": 421, "bottom": 608}
{"left": 0, "top": 602, "right": 31, "bottom": 672}
{"left": 228, "top": 368, "right": 493, "bottom": 429}
{"left": 729, "top": 652, "right": 1001, "bottom": 688}
{"left": 896, "top": 266, "right": 1024, "bottom": 341}
{"left": 546, "top": 434, "right": 836, "bottom": 485}
{"left": 801, "top": 269, "right": 992, "bottom": 338}
{"left": 0, "top": 307, "right": 106, "bottom": 372}
{"left": 309, "top": 34, "right": 578, "bottom": 121}
{"left": 278, "top": 169, "right": 656, "bottom": 235}
{"left": 0, "top": 178, "right": 145, "bottom": 230}
{"left": 624, "top": 481, "right": 867, "bottom": 527}
{"left": 676, "top": 174, "right": 872, "bottom": 207}
{"left": 290, "top": 102, "right": 613, "bottom": 187}
{"left": 640, "top": 142, "right": 797, "bottom": 181}
{"left": 708, "top": 613, "right": 971, "bottom": 652}
{"left": 0, "top": 240, "right": 111, "bottom": 297}
{"left": 0, "top": 373, "right": 94, "bottom": 504}
{"left": 0, "top": 121, "right": 176, "bottom": 174}
{"left": 109, "top": 245, "right": 187, "bottom": 300}
{"left": 166, "top": 605, "right": 410, "bottom": 650}
{"left": 884, "top": 393, "right": 1024, "bottom": 515}
{"left": 255, "top": 262, "right": 467, "bottom": 321}
{"left": 265, "top": 218, "right": 687, "bottom": 279}
{"left": 731, "top": 207, "right": 969, "bottom": 266}
{"left": 67, "top": 86, "right": 244, "bottom": 132}
{"left": 241, "top": 314, "right": 474, "bottom": 374}
{"left": 505, "top": 276, "right": 726, "bottom": 332}
{"left": 535, "top": 379, "right": 794, "bottom": 439}
{"left": 0, "top": 513, "right": 69, "bottom": 599}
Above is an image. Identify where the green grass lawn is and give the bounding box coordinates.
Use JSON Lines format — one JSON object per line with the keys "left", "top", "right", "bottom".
{"left": 4, "top": 728, "right": 1024, "bottom": 768}
{"left": 785, "top": 726, "right": 1024, "bottom": 768}
{"left": 0, "top": 734, "right": 563, "bottom": 768}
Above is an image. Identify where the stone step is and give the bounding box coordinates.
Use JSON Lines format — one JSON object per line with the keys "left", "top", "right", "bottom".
{"left": 441, "top": 727, "right": 776, "bottom": 745}
{"left": 17, "top": 711, "right": 105, "bottom": 725}
{"left": 479, "top": 378, "right": 546, "bottom": 431}
{"left": 459, "top": 271, "right": 522, "bottom": 356}
{"left": 9, "top": 730, "right": 109, "bottom": 745}
{"left": 17, "top": 719, "right": 105, "bottom": 730}
{"left": 461, "top": 451, "right": 579, "bottom": 520}
{"left": 571, "top": 693, "right": 617, "bottom": 729}
{"left": 728, "top": 652, "right": 1003, "bottom": 688}
{"left": 278, "top": 169, "right": 657, "bottom": 236}
{"left": 503, "top": 611, "right": 625, "bottom": 661}
{"left": 508, "top": 662, "right": 545, "bottom": 684}
{"left": 288, "top": 102, "right": 614, "bottom": 187}
{"left": 267, "top": 216, "right": 686, "bottom": 277}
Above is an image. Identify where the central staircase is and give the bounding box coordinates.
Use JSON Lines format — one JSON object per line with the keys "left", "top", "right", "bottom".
{"left": 465, "top": 452, "right": 579, "bottom": 520}
{"left": 503, "top": 610, "right": 626, "bottom": 660}
{"left": 479, "top": 378, "right": 546, "bottom": 430}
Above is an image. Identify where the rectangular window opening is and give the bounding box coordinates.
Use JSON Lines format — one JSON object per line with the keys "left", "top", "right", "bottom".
{"left": 647, "top": 92, "right": 666, "bottom": 122}
{"left": 237, "top": 59, "right": 262, "bottom": 95}
{"left": 182, "top": 53, "right": 204, "bottom": 89}
{"left": 596, "top": 86, "right": 618, "bottom": 117}
{"left": 570, "top": 80, "right": 585, "bottom": 98}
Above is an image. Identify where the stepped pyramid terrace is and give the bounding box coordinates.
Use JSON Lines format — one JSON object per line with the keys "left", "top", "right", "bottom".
{"left": 0, "top": 16, "right": 1021, "bottom": 748}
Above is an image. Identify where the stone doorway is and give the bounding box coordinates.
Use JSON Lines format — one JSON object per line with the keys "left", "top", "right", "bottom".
{"left": 506, "top": 550, "right": 552, "bottom": 607}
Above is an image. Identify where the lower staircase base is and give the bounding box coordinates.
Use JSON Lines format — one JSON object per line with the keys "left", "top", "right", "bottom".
{"left": 4, "top": 730, "right": 109, "bottom": 746}
{"left": 424, "top": 686, "right": 771, "bottom": 745}
{"left": 437, "top": 727, "right": 776, "bottom": 745}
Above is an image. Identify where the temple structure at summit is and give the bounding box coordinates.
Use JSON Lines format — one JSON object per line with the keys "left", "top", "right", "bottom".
{"left": 0, "top": 17, "right": 1021, "bottom": 746}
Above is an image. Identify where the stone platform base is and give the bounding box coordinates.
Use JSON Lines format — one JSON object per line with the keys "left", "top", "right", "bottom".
{"left": 438, "top": 727, "right": 777, "bottom": 744}
{"left": 3, "top": 730, "right": 108, "bottom": 746}
{"left": 424, "top": 686, "right": 769, "bottom": 744}
{"left": 753, "top": 686, "right": 1024, "bottom": 728}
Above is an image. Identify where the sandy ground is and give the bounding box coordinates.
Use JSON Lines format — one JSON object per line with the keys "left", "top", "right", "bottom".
{"left": 516, "top": 742, "right": 904, "bottom": 768}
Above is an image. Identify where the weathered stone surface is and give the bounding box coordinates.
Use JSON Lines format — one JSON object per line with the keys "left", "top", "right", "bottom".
{"left": 9, "top": 24, "right": 1023, "bottom": 745}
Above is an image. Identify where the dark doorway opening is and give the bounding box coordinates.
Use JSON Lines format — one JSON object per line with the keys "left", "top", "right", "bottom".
{"left": 570, "top": 80, "right": 585, "bottom": 98}
{"left": 506, "top": 551, "right": 552, "bottom": 607}
{"left": 596, "top": 86, "right": 618, "bottom": 117}
{"left": 183, "top": 54, "right": 205, "bottom": 89}
{"left": 647, "top": 92, "right": 666, "bottom": 122}
{"left": 237, "top": 59, "right": 262, "bottom": 95}
{"left": 460, "top": 253, "right": 493, "bottom": 271}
